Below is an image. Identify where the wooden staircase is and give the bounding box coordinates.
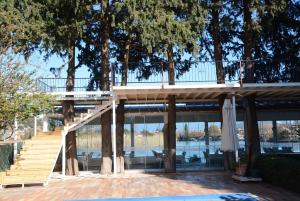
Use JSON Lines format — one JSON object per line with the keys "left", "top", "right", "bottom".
{"left": 0, "top": 128, "right": 63, "bottom": 188}
{"left": 0, "top": 99, "right": 112, "bottom": 189}
{"left": 64, "top": 100, "right": 112, "bottom": 133}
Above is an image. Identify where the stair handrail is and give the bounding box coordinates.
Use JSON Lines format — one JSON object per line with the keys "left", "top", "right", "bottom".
{"left": 63, "top": 100, "right": 113, "bottom": 135}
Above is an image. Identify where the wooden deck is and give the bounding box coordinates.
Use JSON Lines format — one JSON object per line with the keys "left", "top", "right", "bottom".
{"left": 113, "top": 83, "right": 300, "bottom": 103}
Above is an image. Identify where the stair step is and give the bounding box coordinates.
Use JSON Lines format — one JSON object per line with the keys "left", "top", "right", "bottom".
{"left": 19, "top": 154, "right": 58, "bottom": 159}
{"left": 10, "top": 165, "right": 52, "bottom": 171}
{"left": 22, "top": 144, "right": 61, "bottom": 149}
{"left": 25, "top": 139, "right": 61, "bottom": 144}
{"left": 5, "top": 170, "right": 50, "bottom": 176}
{"left": 74, "top": 117, "right": 82, "bottom": 122}
{"left": 55, "top": 127, "right": 64, "bottom": 131}
{"left": 80, "top": 113, "right": 89, "bottom": 118}
{"left": 2, "top": 175, "right": 48, "bottom": 184}
{"left": 17, "top": 159, "right": 54, "bottom": 165}
{"left": 20, "top": 149, "right": 59, "bottom": 155}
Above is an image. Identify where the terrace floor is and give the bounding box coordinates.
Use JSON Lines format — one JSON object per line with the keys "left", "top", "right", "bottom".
{"left": 0, "top": 171, "right": 299, "bottom": 201}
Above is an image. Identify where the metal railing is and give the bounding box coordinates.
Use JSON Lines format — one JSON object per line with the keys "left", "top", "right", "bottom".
{"left": 36, "top": 78, "right": 91, "bottom": 92}
{"left": 113, "top": 61, "right": 241, "bottom": 86}
{"left": 36, "top": 60, "right": 300, "bottom": 92}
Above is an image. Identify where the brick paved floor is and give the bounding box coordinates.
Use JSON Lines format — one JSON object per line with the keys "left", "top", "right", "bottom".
{"left": 0, "top": 171, "right": 299, "bottom": 201}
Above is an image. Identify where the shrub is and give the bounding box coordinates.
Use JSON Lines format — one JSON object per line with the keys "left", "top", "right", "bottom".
{"left": 258, "top": 154, "right": 300, "bottom": 193}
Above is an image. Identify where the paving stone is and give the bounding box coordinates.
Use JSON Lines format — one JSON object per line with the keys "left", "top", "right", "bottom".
{"left": 0, "top": 171, "right": 299, "bottom": 201}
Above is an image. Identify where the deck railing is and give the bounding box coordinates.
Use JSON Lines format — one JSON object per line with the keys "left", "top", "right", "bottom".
{"left": 36, "top": 60, "right": 300, "bottom": 92}
{"left": 113, "top": 60, "right": 241, "bottom": 86}
{"left": 36, "top": 78, "right": 91, "bottom": 92}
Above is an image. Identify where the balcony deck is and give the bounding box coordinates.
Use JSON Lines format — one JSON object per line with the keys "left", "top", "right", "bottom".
{"left": 113, "top": 82, "right": 300, "bottom": 103}
{"left": 36, "top": 61, "right": 300, "bottom": 103}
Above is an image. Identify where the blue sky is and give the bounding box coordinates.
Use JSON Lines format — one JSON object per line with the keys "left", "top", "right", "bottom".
{"left": 26, "top": 51, "right": 90, "bottom": 78}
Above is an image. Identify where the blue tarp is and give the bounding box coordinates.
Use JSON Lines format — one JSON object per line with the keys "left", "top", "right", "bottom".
{"left": 67, "top": 193, "right": 258, "bottom": 201}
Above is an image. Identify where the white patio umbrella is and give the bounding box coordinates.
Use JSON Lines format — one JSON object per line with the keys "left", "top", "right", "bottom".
{"left": 221, "top": 99, "right": 239, "bottom": 162}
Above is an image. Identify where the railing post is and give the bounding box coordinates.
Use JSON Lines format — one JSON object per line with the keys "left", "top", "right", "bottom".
{"left": 161, "top": 62, "right": 164, "bottom": 87}
{"left": 239, "top": 60, "right": 243, "bottom": 87}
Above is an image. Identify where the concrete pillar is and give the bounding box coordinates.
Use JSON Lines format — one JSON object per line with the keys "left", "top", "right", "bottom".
{"left": 42, "top": 114, "right": 49, "bottom": 132}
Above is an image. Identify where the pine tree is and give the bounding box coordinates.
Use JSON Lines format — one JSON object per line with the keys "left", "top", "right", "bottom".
{"left": 236, "top": 0, "right": 286, "bottom": 175}
{"left": 131, "top": 0, "right": 207, "bottom": 172}
{"left": 40, "top": 0, "right": 94, "bottom": 175}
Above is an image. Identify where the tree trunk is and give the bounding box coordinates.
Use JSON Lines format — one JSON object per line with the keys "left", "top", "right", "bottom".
{"left": 100, "top": 0, "right": 112, "bottom": 174}
{"left": 100, "top": 111, "right": 112, "bottom": 174}
{"left": 211, "top": 0, "right": 224, "bottom": 84}
{"left": 116, "top": 39, "right": 130, "bottom": 173}
{"left": 164, "top": 48, "right": 176, "bottom": 173}
{"left": 243, "top": 0, "right": 260, "bottom": 176}
{"left": 116, "top": 99, "right": 125, "bottom": 173}
{"left": 63, "top": 44, "right": 79, "bottom": 176}
{"left": 244, "top": 95, "right": 260, "bottom": 175}
{"left": 243, "top": 0, "right": 254, "bottom": 83}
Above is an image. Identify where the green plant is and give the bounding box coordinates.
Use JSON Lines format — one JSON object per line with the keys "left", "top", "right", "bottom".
{"left": 258, "top": 155, "right": 300, "bottom": 193}
{"left": 0, "top": 53, "right": 55, "bottom": 140}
